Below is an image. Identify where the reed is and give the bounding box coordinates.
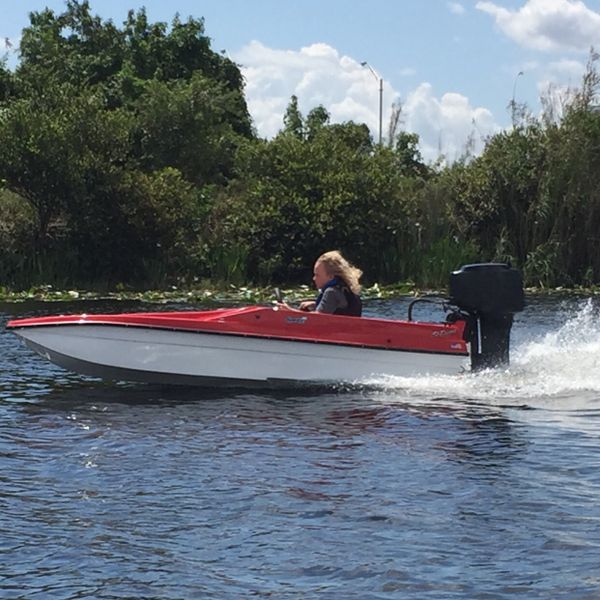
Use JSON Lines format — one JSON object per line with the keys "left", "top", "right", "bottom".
{"left": 209, "top": 243, "right": 249, "bottom": 285}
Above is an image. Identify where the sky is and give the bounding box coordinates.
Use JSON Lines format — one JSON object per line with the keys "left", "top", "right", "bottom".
{"left": 2, "top": 0, "right": 600, "bottom": 162}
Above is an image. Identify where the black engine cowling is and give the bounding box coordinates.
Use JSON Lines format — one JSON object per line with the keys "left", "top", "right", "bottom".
{"left": 449, "top": 263, "right": 525, "bottom": 370}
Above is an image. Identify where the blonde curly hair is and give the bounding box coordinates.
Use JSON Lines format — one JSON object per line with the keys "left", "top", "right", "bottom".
{"left": 316, "top": 250, "right": 363, "bottom": 294}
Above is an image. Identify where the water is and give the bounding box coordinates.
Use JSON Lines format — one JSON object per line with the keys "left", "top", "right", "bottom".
{"left": 2, "top": 296, "right": 600, "bottom": 599}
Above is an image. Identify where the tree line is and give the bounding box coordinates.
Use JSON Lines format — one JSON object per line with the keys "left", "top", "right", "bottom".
{"left": 1, "top": 1, "right": 599, "bottom": 290}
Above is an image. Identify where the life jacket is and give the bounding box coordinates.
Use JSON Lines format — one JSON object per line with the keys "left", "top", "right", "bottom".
{"left": 316, "top": 278, "right": 362, "bottom": 317}
{"left": 334, "top": 285, "right": 362, "bottom": 317}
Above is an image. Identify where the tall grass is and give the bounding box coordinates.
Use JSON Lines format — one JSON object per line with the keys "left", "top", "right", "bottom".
{"left": 209, "top": 243, "right": 249, "bottom": 285}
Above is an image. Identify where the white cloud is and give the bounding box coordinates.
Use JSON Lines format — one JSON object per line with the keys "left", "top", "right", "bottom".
{"left": 398, "top": 67, "right": 417, "bottom": 77}
{"left": 235, "top": 40, "right": 399, "bottom": 140}
{"left": 520, "top": 60, "right": 541, "bottom": 73}
{"left": 547, "top": 58, "right": 586, "bottom": 79}
{"left": 537, "top": 79, "right": 577, "bottom": 122}
{"left": 448, "top": 2, "right": 466, "bottom": 15}
{"left": 404, "top": 83, "right": 501, "bottom": 162}
{"left": 234, "top": 41, "right": 502, "bottom": 162}
{"left": 476, "top": 0, "right": 600, "bottom": 52}
{"left": 534, "top": 58, "right": 584, "bottom": 119}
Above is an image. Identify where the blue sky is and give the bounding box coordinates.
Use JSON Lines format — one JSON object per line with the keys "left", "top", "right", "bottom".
{"left": 2, "top": 0, "right": 600, "bottom": 161}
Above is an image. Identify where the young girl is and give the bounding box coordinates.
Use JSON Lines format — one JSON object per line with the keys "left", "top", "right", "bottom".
{"left": 299, "top": 250, "right": 362, "bottom": 317}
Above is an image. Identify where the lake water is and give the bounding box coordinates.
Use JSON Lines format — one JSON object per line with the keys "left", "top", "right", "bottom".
{"left": 1, "top": 296, "right": 600, "bottom": 599}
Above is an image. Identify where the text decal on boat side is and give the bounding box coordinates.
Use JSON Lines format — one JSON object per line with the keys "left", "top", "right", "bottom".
{"left": 286, "top": 316, "right": 308, "bottom": 324}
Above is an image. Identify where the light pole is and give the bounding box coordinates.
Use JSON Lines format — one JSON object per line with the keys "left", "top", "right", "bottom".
{"left": 361, "top": 61, "right": 383, "bottom": 145}
{"left": 511, "top": 70, "right": 524, "bottom": 126}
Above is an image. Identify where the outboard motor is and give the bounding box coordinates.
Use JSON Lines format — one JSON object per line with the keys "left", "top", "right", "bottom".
{"left": 449, "top": 263, "right": 525, "bottom": 370}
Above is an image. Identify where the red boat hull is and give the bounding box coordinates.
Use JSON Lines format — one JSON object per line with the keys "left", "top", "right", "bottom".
{"left": 7, "top": 306, "right": 469, "bottom": 387}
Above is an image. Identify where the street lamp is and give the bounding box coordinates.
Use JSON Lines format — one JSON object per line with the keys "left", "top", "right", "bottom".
{"left": 511, "top": 70, "right": 524, "bottom": 126}
{"left": 361, "top": 61, "right": 383, "bottom": 145}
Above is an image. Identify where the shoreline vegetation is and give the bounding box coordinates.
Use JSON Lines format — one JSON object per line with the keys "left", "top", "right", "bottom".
{"left": 1, "top": 283, "right": 598, "bottom": 305}
{"left": 2, "top": 3, "right": 600, "bottom": 293}
{"left": 0, "top": 283, "right": 412, "bottom": 305}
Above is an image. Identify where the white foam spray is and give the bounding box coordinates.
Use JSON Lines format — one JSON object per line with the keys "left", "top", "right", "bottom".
{"left": 361, "top": 299, "right": 600, "bottom": 410}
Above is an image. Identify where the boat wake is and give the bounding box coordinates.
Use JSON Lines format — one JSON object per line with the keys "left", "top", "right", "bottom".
{"left": 361, "top": 300, "right": 600, "bottom": 408}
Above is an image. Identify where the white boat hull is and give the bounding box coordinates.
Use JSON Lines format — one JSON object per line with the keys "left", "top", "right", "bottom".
{"left": 15, "top": 324, "right": 468, "bottom": 387}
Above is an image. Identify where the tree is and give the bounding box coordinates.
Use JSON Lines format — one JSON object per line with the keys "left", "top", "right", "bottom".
{"left": 0, "top": 59, "right": 14, "bottom": 101}
{"left": 446, "top": 126, "right": 546, "bottom": 267}
{"left": 133, "top": 74, "right": 247, "bottom": 186}
{"left": 15, "top": 1, "right": 253, "bottom": 135}
{"left": 393, "top": 131, "right": 429, "bottom": 178}
{"left": 0, "top": 83, "right": 132, "bottom": 276}
{"left": 211, "top": 117, "right": 433, "bottom": 284}
{"left": 0, "top": 1, "right": 255, "bottom": 286}
{"left": 305, "top": 105, "right": 330, "bottom": 139}
{"left": 283, "top": 95, "right": 303, "bottom": 139}
{"left": 387, "top": 101, "right": 403, "bottom": 146}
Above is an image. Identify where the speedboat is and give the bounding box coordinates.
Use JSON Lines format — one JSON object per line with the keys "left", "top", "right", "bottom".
{"left": 6, "top": 263, "right": 525, "bottom": 388}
